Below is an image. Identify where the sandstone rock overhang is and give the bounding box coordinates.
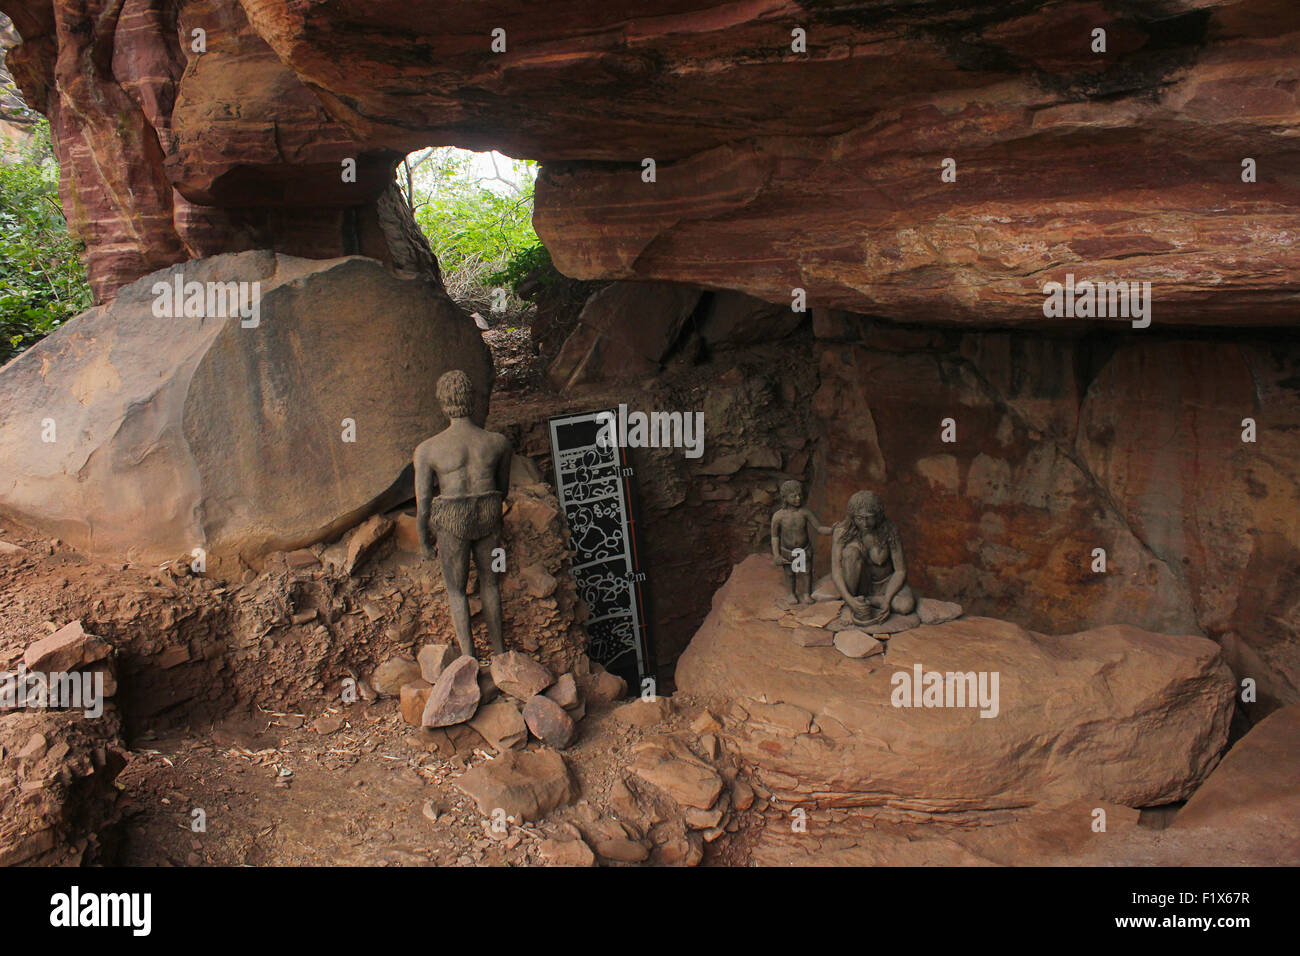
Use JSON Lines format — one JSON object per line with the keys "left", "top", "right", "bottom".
{"left": 2, "top": 0, "right": 1298, "bottom": 321}
{"left": 0, "top": 251, "right": 492, "bottom": 572}
{"left": 677, "top": 555, "right": 1236, "bottom": 811}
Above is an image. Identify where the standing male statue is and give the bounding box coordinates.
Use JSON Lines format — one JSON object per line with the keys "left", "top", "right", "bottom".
{"left": 414, "top": 370, "right": 512, "bottom": 659}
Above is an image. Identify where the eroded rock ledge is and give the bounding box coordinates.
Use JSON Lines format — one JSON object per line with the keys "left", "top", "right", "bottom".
{"left": 677, "top": 555, "right": 1236, "bottom": 813}
{"left": 3, "top": 0, "right": 1298, "bottom": 318}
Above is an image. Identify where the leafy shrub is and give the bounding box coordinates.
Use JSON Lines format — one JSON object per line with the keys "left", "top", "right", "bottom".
{"left": 0, "top": 119, "right": 91, "bottom": 364}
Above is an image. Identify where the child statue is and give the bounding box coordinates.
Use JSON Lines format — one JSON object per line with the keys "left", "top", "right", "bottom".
{"left": 770, "top": 480, "right": 832, "bottom": 606}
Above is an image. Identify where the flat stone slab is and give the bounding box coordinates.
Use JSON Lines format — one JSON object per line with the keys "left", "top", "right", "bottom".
{"left": 677, "top": 555, "right": 1235, "bottom": 812}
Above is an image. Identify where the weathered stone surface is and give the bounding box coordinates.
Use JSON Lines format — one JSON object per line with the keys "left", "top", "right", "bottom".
{"left": 417, "top": 644, "right": 459, "bottom": 685}
{"left": 613, "top": 697, "right": 672, "bottom": 728}
{"left": 421, "top": 656, "right": 481, "bottom": 728}
{"left": 812, "top": 334, "right": 1300, "bottom": 715}
{"left": 345, "top": 515, "right": 393, "bottom": 574}
{"left": 544, "top": 673, "right": 580, "bottom": 710}
{"left": 791, "top": 627, "right": 833, "bottom": 648}
{"left": 468, "top": 700, "right": 529, "bottom": 753}
{"left": 490, "top": 652, "right": 555, "bottom": 701}
{"left": 23, "top": 621, "right": 110, "bottom": 673}
{"left": 522, "top": 694, "right": 577, "bottom": 749}
{"left": 631, "top": 738, "right": 724, "bottom": 810}
{"left": 370, "top": 657, "right": 421, "bottom": 699}
{"left": 399, "top": 680, "right": 433, "bottom": 726}
{"left": 698, "top": 291, "right": 802, "bottom": 349}
{"left": 678, "top": 556, "right": 1236, "bottom": 812}
{"left": 455, "top": 749, "right": 577, "bottom": 822}
{"left": 8, "top": 0, "right": 1300, "bottom": 324}
{"left": 578, "top": 668, "right": 627, "bottom": 707}
{"left": 1173, "top": 704, "right": 1300, "bottom": 842}
{"left": 0, "top": 253, "right": 491, "bottom": 573}
{"left": 917, "top": 599, "right": 963, "bottom": 626}
{"left": 547, "top": 282, "right": 701, "bottom": 390}
{"left": 537, "top": 835, "right": 595, "bottom": 867}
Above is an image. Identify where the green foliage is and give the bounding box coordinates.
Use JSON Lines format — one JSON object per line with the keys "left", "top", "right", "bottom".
{"left": 0, "top": 119, "right": 91, "bottom": 364}
{"left": 486, "top": 241, "right": 553, "bottom": 294}
{"left": 402, "top": 148, "right": 539, "bottom": 304}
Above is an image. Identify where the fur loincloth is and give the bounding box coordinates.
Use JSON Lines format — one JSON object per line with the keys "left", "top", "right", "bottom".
{"left": 430, "top": 491, "right": 503, "bottom": 541}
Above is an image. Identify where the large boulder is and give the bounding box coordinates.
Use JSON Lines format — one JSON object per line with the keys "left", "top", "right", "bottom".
{"left": 0, "top": 252, "right": 491, "bottom": 572}
{"left": 677, "top": 556, "right": 1236, "bottom": 812}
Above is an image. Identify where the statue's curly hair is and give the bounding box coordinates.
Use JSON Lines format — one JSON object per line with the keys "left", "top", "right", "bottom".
{"left": 436, "top": 369, "right": 474, "bottom": 418}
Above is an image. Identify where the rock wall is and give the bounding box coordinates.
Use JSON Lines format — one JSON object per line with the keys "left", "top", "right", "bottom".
{"left": 0, "top": 0, "right": 432, "bottom": 300}
{"left": 5, "top": 0, "right": 1299, "bottom": 315}
{"left": 809, "top": 318, "right": 1300, "bottom": 715}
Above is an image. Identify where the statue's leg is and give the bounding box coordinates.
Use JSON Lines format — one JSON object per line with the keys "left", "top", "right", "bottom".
{"left": 437, "top": 529, "right": 475, "bottom": 657}
{"left": 840, "top": 542, "right": 866, "bottom": 598}
{"left": 796, "top": 570, "right": 813, "bottom": 603}
{"left": 473, "top": 532, "right": 505, "bottom": 655}
{"left": 891, "top": 584, "right": 916, "bottom": 615}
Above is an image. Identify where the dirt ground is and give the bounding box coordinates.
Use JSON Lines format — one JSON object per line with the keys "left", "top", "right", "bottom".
{"left": 113, "top": 698, "right": 766, "bottom": 867}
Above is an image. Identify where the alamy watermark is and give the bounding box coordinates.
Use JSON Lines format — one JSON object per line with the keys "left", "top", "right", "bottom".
{"left": 151, "top": 275, "right": 261, "bottom": 327}
{"left": 891, "top": 663, "right": 999, "bottom": 718}
{"left": 1042, "top": 273, "right": 1150, "bottom": 328}
{"left": 595, "top": 404, "right": 705, "bottom": 459}
{"left": 1, "top": 666, "right": 106, "bottom": 718}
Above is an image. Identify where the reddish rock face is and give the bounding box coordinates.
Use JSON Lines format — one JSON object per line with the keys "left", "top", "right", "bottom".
{"left": 808, "top": 323, "right": 1300, "bottom": 713}
{"left": 4, "top": 0, "right": 1299, "bottom": 314}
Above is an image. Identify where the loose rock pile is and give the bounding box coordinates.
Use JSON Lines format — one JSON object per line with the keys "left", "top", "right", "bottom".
{"left": 0, "top": 620, "right": 127, "bottom": 865}
{"left": 775, "top": 576, "right": 964, "bottom": 656}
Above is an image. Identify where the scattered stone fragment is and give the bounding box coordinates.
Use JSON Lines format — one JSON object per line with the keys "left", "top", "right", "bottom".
{"left": 523, "top": 695, "right": 577, "bottom": 749}
{"left": 917, "top": 598, "right": 963, "bottom": 625}
{"left": 538, "top": 836, "right": 595, "bottom": 866}
{"left": 520, "top": 564, "right": 558, "bottom": 598}
{"left": 581, "top": 669, "right": 627, "bottom": 705}
{"left": 285, "top": 549, "right": 319, "bottom": 569}
{"left": 793, "top": 600, "right": 843, "bottom": 628}
{"left": 477, "top": 669, "right": 500, "bottom": 704}
{"left": 745, "top": 700, "right": 815, "bottom": 735}
{"left": 370, "top": 657, "right": 421, "bottom": 697}
{"left": 417, "top": 643, "right": 458, "bottom": 683}
{"left": 595, "top": 836, "right": 650, "bottom": 862}
{"left": 392, "top": 513, "right": 420, "bottom": 552}
{"left": 0, "top": 540, "right": 30, "bottom": 555}
{"left": 614, "top": 697, "right": 672, "bottom": 727}
{"left": 345, "top": 514, "right": 393, "bottom": 574}
{"left": 863, "top": 612, "right": 921, "bottom": 635}
{"left": 421, "top": 656, "right": 481, "bottom": 727}
{"left": 833, "top": 629, "right": 885, "bottom": 659}
{"left": 313, "top": 716, "right": 343, "bottom": 735}
{"left": 691, "top": 710, "right": 722, "bottom": 734}
{"left": 455, "top": 748, "right": 577, "bottom": 821}
{"left": 792, "top": 626, "right": 833, "bottom": 647}
{"left": 684, "top": 803, "right": 726, "bottom": 831}
{"left": 23, "top": 621, "right": 110, "bottom": 673}
{"left": 731, "top": 778, "right": 756, "bottom": 811}
{"left": 18, "top": 732, "right": 47, "bottom": 760}
{"left": 469, "top": 699, "right": 529, "bottom": 752}
{"left": 698, "top": 733, "right": 720, "bottom": 760}
{"left": 631, "top": 743, "right": 724, "bottom": 809}
{"left": 490, "top": 651, "right": 554, "bottom": 700}
{"left": 399, "top": 680, "right": 433, "bottom": 725}
{"left": 544, "top": 673, "right": 580, "bottom": 709}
